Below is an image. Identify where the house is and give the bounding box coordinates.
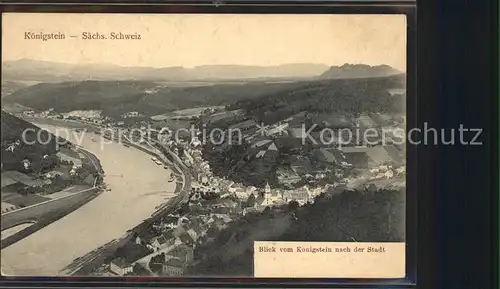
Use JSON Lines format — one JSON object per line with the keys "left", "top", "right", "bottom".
{"left": 162, "top": 258, "right": 185, "bottom": 276}
{"left": 234, "top": 188, "right": 247, "bottom": 199}
{"left": 282, "top": 188, "right": 310, "bottom": 205}
{"left": 185, "top": 228, "right": 200, "bottom": 243}
{"left": 246, "top": 186, "right": 257, "bottom": 194}
{"left": 44, "top": 170, "right": 64, "bottom": 179}
{"left": 123, "top": 111, "right": 140, "bottom": 118}
{"left": 109, "top": 257, "right": 133, "bottom": 276}
{"left": 21, "top": 159, "right": 31, "bottom": 170}
{"left": 150, "top": 235, "right": 168, "bottom": 250}
{"left": 23, "top": 110, "right": 35, "bottom": 116}
{"left": 150, "top": 232, "right": 179, "bottom": 252}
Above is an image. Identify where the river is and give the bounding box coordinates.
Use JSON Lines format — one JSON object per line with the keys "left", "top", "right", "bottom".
{"left": 1, "top": 124, "right": 176, "bottom": 276}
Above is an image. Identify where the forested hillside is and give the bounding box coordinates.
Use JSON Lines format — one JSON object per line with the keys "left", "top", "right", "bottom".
{"left": 1, "top": 111, "right": 60, "bottom": 171}
{"left": 193, "top": 188, "right": 405, "bottom": 276}
{"left": 4, "top": 75, "right": 405, "bottom": 119}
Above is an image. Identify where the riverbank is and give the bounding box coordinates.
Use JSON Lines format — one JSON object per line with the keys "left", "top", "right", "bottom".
{"left": 1, "top": 123, "right": 176, "bottom": 276}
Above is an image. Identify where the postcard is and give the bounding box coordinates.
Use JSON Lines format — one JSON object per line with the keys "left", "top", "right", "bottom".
{"left": 1, "top": 13, "right": 407, "bottom": 278}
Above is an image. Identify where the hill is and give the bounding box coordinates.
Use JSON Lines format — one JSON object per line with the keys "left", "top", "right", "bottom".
{"left": 320, "top": 64, "right": 401, "bottom": 79}
{"left": 3, "top": 81, "right": 157, "bottom": 115}
{"left": 1, "top": 81, "right": 32, "bottom": 97}
{"left": 2, "top": 59, "right": 329, "bottom": 82}
{"left": 4, "top": 74, "right": 405, "bottom": 119}
{"left": 1, "top": 111, "right": 61, "bottom": 171}
{"left": 4, "top": 80, "right": 303, "bottom": 117}
{"left": 228, "top": 74, "right": 406, "bottom": 124}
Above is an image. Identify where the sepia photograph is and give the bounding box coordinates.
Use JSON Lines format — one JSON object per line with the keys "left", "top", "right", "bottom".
{"left": 1, "top": 13, "right": 407, "bottom": 278}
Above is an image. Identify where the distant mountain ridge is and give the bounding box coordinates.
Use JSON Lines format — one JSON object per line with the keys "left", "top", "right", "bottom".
{"left": 2, "top": 59, "right": 330, "bottom": 82}
{"left": 3, "top": 74, "right": 405, "bottom": 119}
{"left": 320, "top": 64, "right": 402, "bottom": 79}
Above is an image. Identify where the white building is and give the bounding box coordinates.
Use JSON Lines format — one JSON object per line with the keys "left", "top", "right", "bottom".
{"left": 123, "top": 111, "right": 139, "bottom": 118}
{"left": 162, "top": 258, "right": 184, "bottom": 276}
{"left": 109, "top": 258, "right": 133, "bottom": 276}
{"left": 262, "top": 182, "right": 281, "bottom": 207}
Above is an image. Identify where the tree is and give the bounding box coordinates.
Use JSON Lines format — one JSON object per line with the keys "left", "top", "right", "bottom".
{"left": 148, "top": 254, "right": 164, "bottom": 274}
{"left": 40, "top": 154, "right": 59, "bottom": 172}
{"left": 132, "top": 263, "right": 151, "bottom": 276}
{"left": 287, "top": 200, "right": 300, "bottom": 213}
{"left": 245, "top": 193, "right": 256, "bottom": 208}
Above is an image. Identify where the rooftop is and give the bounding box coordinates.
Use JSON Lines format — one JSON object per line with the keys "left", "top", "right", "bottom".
{"left": 111, "top": 257, "right": 132, "bottom": 269}
{"left": 151, "top": 235, "right": 167, "bottom": 245}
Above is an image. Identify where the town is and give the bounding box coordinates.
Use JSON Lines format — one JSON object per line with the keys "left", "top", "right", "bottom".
{"left": 13, "top": 91, "right": 405, "bottom": 276}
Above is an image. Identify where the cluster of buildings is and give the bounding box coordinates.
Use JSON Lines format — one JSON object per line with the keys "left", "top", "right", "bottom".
{"left": 29, "top": 108, "right": 114, "bottom": 126}
{"left": 200, "top": 108, "right": 404, "bottom": 188}
{"left": 369, "top": 164, "right": 405, "bottom": 180}
{"left": 1, "top": 147, "right": 94, "bottom": 214}
{"left": 108, "top": 192, "right": 240, "bottom": 276}
{"left": 103, "top": 108, "right": 405, "bottom": 276}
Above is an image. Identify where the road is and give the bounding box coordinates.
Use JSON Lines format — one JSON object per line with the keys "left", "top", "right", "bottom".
{"left": 1, "top": 123, "right": 177, "bottom": 276}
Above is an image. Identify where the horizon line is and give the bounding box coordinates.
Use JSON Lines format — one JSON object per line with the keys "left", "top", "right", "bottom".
{"left": 2, "top": 58, "right": 403, "bottom": 71}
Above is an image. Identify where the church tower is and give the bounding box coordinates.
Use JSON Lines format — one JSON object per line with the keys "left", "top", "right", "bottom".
{"left": 262, "top": 182, "right": 273, "bottom": 206}
{"left": 265, "top": 182, "right": 271, "bottom": 194}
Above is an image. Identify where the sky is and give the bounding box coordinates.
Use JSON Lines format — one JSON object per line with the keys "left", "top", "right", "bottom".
{"left": 2, "top": 13, "right": 407, "bottom": 71}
